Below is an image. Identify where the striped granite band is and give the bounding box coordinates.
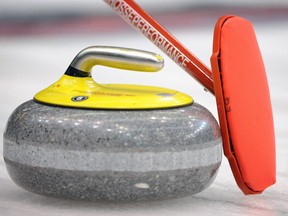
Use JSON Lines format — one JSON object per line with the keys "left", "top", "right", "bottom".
{"left": 4, "top": 138, "right": 222, "bottom": 172}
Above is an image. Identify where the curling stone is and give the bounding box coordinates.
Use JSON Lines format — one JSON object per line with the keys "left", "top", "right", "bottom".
{"left": 3, "top": 46, "right": 222, "bottom": 201}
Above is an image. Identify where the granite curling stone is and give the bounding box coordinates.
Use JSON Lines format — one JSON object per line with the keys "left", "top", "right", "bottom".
{"left": 3, "top": 46, "right": 222, "bottom": 201}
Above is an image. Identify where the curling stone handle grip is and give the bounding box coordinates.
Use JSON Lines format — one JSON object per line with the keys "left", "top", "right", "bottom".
{"left": 68, "top": 46, "right": 164, "bottom": 74}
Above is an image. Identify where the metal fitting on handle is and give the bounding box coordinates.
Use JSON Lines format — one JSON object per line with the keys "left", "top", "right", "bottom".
{"left": 68, "top": 46, "right": 164, "bottom": 75}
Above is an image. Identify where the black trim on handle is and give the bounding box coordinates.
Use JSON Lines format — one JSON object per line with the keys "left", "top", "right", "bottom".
{"left": 64, "top": 66, "right": 91, "bottom": 77}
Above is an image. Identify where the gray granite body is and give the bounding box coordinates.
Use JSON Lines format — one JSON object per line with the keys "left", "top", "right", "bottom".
{"left": 4, "top": 100, "right": 222, "bottom": 201}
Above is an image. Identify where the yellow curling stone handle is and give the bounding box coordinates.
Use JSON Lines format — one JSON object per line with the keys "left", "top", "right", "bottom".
{"left": 34, "top": 46, "right": 193, "bottom": 109}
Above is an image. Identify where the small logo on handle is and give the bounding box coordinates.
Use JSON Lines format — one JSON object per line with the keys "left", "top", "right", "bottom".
{"left": 71, "top": 96, "right": 88, "bottom": 102}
